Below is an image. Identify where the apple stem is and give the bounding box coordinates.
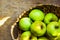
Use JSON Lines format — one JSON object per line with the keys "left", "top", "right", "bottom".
{"left": 41, "top": 25, "right": 43, "bottom": 29}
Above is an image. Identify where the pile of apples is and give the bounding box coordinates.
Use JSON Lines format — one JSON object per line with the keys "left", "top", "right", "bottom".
{"left": 19, "top": 9, "right": 60, "bottom": 40}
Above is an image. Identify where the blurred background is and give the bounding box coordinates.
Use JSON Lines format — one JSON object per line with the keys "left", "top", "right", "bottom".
{"left": 0, "top": 0, "right": 60, "bottom": 40}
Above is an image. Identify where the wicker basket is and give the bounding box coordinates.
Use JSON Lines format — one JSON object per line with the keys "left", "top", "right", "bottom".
{"left": 11, "top": 5, "right": 60, "bottom": 40}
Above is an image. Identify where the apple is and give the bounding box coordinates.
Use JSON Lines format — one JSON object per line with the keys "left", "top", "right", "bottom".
{"left": 30, "top": 21, "right": 46, "bottom": 36}
{"left": 47, "top": 22, "right": 60, "bottom": 37}
{"left": 29, "top": 9, "right": 44, "bottom": 21}
{"left": 20, "top": 31, "right": 31, "bottom": 40}
{"left": 44, "top": 13, "right": 58, "bottom": 24}
{"left": 19, "top": 17, "right": 32, "bottom": 31}
{"left": 31, "top": 36, "right": 37, "bottom": 40}
{"left": 38, "top": 37, "right": 48, "bottom": 40}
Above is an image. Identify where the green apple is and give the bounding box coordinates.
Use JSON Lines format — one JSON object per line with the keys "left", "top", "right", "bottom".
{"left": 29, "top": 9, "right": 44, "bottom": 21}
{"left": 19, "top": 17, "right": 32, "bottom": 31}
{"left": 20, "top": 31, "right": 31, "bottom": 40}
{"left": 44, "top": 13, "right": 58, "bottom": 24}
{"left": 31, "top": 36, "right": 37, "bottom": 40}
{"left": 30, "top": 21, "right": 46, "bottom": 36}
{"left": 38, "top": 37, "right": 48, "bottom": 40}
{"left": 47, "top": 22, "right": 60, "bottom": 37}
